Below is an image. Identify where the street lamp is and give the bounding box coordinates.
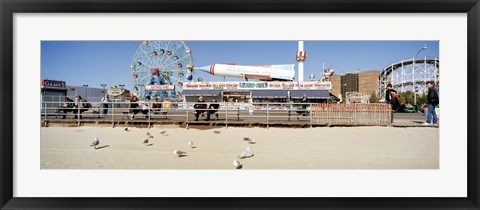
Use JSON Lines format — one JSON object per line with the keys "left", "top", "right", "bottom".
{"left": 413, "top": 44, "right": 427, "bottom": 108}
{"left": 100, "top": 83, "right": 107, "bottom": 93}
{"left": 82, "top": 84, "right": 89, "bottom": 99}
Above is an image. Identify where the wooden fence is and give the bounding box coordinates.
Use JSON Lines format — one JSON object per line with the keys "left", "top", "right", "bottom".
{"left": 311, "top": 103, "right": 392, "bottom": 126}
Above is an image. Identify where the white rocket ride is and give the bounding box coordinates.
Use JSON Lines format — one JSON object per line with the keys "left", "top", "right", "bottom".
{"left": 196, "top": 64, "right": 295, "bottom": 81}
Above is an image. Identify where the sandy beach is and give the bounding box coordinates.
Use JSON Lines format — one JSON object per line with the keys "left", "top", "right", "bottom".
{"left": 41, "top": 126, "right": 439, "bottom": 169}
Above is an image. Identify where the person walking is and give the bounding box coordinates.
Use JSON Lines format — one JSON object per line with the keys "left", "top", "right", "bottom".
{"left": 423, "top": 82, "right": 439, "bottom": 126}
{"left": 101, "top": 93, "right": 110, "bottom": 116}
{"left": 385, "top": 84, "right": 400, "bottom": 123}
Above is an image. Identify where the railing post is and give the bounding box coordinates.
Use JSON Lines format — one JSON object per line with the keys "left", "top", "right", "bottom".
{"left": 266, "top": 103, "right": 269, "bottom": 128}
{"left": 354, "top": 103, "right": 357, "bottom": 125}
{"left": 44, "top": 101, "right": 47, "bottom": 120}
{"left": 309, "top": 103, "right": 313, "bottom": 127}
{"left": 225, "top": 102, "right": 228, "bottom": 128}
{"left": 77, "top": 102, "right": 80, "bottom": 127}
{"left": 148, "top": 103, "right": 151, "bottom": 129}
{"left": 111, "top": 101, "right": 115, "bottom": 128}
{"left": 186, "top": 102, "right": 189, "bottom": 129}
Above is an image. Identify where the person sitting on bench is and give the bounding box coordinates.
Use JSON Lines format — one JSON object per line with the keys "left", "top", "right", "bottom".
{"left": 193, "top": 96, "right": 207, "bottom": 121}
{"left": 58, "top": 97, "right": 75, "bottom": 119}
{"left": 206, "top": 98, "right": 220, "bottom": 121}
{"left": 130, "top": 95, "right": 150, "bottom": 119}
{"left": 73, "top": 95, "right": 91, "bottom": 119}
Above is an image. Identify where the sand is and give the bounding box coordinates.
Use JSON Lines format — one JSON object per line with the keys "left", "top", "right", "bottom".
{"left": 41, "top": 126, "right": 439, "bottom": 169}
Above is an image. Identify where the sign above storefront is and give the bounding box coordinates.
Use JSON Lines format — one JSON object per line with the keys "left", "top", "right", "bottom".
{"left": 184, "top": 81, "right": 332, "bottom": 90}
{"left": 41, "top": 79, "right": 66, "bottom": 89}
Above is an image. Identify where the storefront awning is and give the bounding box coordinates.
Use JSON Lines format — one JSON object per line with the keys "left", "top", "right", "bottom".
{"left": 290, "top": 90, "right": 330, "bottom": 99}
{"left": 182, "top": 89, "right": 222, "bottom": 97}
{"left": 251, "top": 90, "right": 288, "bottom": 99}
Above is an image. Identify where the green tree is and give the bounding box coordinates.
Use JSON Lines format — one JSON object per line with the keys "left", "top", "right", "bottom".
{"left": 399, "top": 91, "right": 414, "bottom": 105}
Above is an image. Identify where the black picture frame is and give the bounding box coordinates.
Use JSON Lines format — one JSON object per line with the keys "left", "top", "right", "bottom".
{"left": 1, "top": 0, "right": 479, "bottom": 209}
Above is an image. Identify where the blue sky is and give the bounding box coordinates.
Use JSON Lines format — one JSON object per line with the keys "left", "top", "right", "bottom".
{"left": 41, "top": 41, "right": 439, "bottom": 90}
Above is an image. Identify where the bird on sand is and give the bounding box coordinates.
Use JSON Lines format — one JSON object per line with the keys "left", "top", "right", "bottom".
{"left": 233, "top": 160, "right": 241, "bottom": 169}
{"left": 188, "top": 141, "right": 194, "bottom": 148}
{"left": 146, "top": 132, "right": 154, "bottom": 138}
{"left": 213, "top": 131, "right": 220, "bottom": 134}
{"left": 143, "top": 138, "right": 149, "bottom": 144}
{"left": 243, "top": 137, "right": 256, "bottom": 144}
{"left": 91, "top": 137, "right": 100, "bottom": 150}
{"left": 160, "top": 130, "right": 167, "bottom": 135}
{"left": 173, "top": 150, "right": 187, "bottom": 157}
{"left": 124, "top": 127, "right": 129, "bottom": 131}
{"left": 239, "top": 146, "right": 254, "bottom": 159}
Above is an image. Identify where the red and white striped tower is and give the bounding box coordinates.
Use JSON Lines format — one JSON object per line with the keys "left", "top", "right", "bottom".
{"left": 296, "top": 41, "right": 307, "bottom": 82}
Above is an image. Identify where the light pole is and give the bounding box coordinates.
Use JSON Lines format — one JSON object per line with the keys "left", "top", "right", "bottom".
{"left": 412, "top": 44, "right": 427, "bottom": 108}
{"left": 82, "top": 84, "right": 89, "bottom": 100}
{"left": 100, "top": 83, "right": 107, "bottom": 94}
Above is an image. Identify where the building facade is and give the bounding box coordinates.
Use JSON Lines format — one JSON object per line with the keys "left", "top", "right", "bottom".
{"left": 340, "top": 73, "right": 359, "bottom": 98}
{"left": 330, "top": 75, "right": 341, "bottom": 98}
{"left": 358, "top": 70, "right": 381, "bottom": 96}
{"left": 329, "top": 70, "right": 381, "bottom": 102}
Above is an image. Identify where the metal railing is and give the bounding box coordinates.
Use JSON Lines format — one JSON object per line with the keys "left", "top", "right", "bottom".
{"left": 41, "top": 101, "right": 315, "bottom": 127}
{"left": 40, "top": 101, "right": 392, "bottom": 128}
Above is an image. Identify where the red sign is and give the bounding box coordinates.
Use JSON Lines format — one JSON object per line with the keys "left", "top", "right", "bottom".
{"left": 145, "top": 85, "right": 174, "bottom": 91}
{"left": 41, "top": 79, "right": 66, "bottom": 89}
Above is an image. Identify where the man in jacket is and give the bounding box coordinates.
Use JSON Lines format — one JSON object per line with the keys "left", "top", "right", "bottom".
{"left": 423, "top": 82, "right": 439, "bottom": 125}
{"left": 101, "top": 93, "right": 110, "bottom": 116}
{"left": 385, "top": 84, "right": 400, "bottom": 123}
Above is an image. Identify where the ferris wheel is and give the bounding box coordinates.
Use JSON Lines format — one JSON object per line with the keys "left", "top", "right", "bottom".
{"left": 131, "top": 41, "right": 194, "bottom": 101}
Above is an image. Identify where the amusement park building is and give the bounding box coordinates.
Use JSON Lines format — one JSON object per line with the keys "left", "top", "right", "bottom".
{"left": 181, "top": 81, "right": 334, "bottom": 103}
{"left": 41, "top": 79, "right": 108, "bottom": 103}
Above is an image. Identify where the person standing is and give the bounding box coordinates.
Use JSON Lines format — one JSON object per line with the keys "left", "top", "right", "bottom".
{"left": 101, "top": 93, "right": 110, "bottom": 116}
{"left": 385, "top": 84, "right": 400, "bottom": 123}
{"left": 423, "top": 82, "right": 439, "bottom": 125}
{"left": 301, "top": 93, "right": 308, "bottom": 108}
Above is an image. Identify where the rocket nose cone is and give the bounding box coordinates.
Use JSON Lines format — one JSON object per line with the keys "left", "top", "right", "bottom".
{"left": 195, "top": 65, "right": 211, "bottom": 73}
{"left": 196, "top": 65, "right": 210, "bottom": 70}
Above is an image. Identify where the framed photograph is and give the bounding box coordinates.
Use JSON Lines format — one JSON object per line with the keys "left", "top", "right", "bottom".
{"left": 1, "top": 0, "right": 479, "bottom": 209}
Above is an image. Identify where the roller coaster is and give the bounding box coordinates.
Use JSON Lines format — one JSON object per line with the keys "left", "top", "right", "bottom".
{"left": 378, "top": 57, "right": 439, "bottom": 99}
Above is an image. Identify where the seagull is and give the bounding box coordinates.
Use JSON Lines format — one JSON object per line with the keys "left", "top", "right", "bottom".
{"left": 188, "top": 141, "right": 194, "bottom": 148}
{"left": 213, "top": 131, "right": 220, "bottom": 134}
{"left": 146, "top": 132, "right": 154, "bottom": 138}
{"left": 124, "top": 127, "right": 129, "bottom": 131}
{"left": 173, "top": 150, "right": 187, "bottom": 157}
{"left": 243, "top": 137, "right": 256, "bottom": 144}
{"left": 91, "top": 137, "right": 100, "bottom": 150}
{"left": 233, "top": 160, "right": 241, "bottom": 169}
{"left": 239, "top": 146, "right": 253, "bottom": 159}
{"left": 143, "top": 138, "right": 149, "bottom": 144}
{"left": 160, "top": 130, "right": 167, "bottom": 135}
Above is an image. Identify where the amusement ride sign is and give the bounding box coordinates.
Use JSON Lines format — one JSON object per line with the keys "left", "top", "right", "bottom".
{"left": 145, "top": 85, "right": 175, "bottom": 91}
